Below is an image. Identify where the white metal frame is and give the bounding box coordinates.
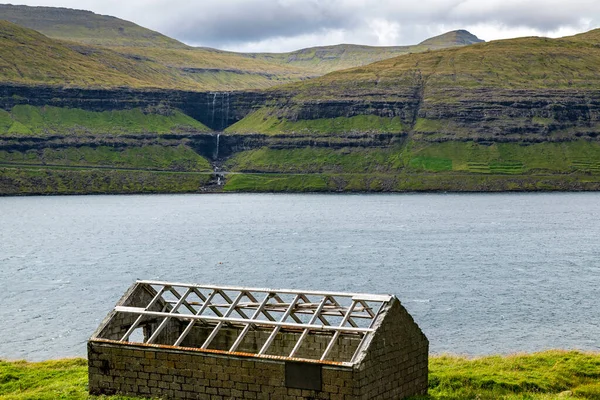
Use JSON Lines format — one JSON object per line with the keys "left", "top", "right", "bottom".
{"left": 94, "top": 280, "right": 392, "bottom": 365}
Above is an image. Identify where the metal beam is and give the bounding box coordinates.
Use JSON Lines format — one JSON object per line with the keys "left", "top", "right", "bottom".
{"left": 137, "top": 280, "right": 392, "bottom": 302}
{"left": 201, "top": 292, "right": 245, "bottom": 349}
{"left": 321, "top": 301, "right": 357, "bottom": 361}
{"left": 147, "top": 288, "right": 192, "bottom": 344}
{"left": 115, "top": 306, "right": 374, "bottom": 334}
{"left": 229, "top": 293, "right": 272, "bottom": 353}
{"left": 173, "top": 290, "right": 218, "bottom": 347}
{"left": 289, "top": 296, "right": 328, "bottom": 358}
{"left": 258, "top": 294, "right": 301, "bottom": 355}
{"left": 120, "top": 285, "right": 169, "bottom": 342}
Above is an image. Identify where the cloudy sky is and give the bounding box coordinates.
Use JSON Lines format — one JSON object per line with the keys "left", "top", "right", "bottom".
{"left": 8, "top": 0, "right": 600, "bottom": 52}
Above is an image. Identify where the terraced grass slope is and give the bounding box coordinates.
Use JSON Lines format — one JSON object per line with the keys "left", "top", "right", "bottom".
{"left": 0, "top": 351, "right": 599, "bottom": 399}
{"left": 243, "top": 30, "right": 484, "bottom": 74}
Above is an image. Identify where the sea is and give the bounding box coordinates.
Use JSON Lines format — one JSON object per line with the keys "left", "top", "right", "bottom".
{"left": 0, "top": 193, "right": 598, "bottom": 361}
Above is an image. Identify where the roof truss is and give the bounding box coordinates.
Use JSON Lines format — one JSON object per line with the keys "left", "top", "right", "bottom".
{"left": 94, "top": 280, "right": 392, "bottom": 365}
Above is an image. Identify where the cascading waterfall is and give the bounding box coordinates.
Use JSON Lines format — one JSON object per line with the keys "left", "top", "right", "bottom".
{"left": 211, "top": 92, "right": 217, "bottom": 127}
{"left": 214, "top": 133, "right": 221, "bottom": 160}
{"left": 225, "top": 92, "right": 230, "bottom": 128}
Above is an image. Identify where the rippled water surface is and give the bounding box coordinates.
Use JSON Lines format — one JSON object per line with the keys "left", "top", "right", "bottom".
{"left": 1, "top": 193, "right": 599, "bottom": 361}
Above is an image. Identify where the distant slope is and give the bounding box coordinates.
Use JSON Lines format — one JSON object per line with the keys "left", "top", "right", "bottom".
{"left": 0, "top": 20, "right": 313, "bottom": 90}
{"left": 0, "top": 5, "right": 316, "bottom": 90}
{"left": 242, "top": 30, "right": 484, "bottom": 74}
{"left": 0, "top": 3, "right": 186, "bottom": 48}
{"left": 1, "top": 5, "right": 484, "bottom": 85}
{"left": 418, "top": 29, "right": 484, "bottom": 47}
{"left": 0, "top": 20, "right": 161, "bottom": 88}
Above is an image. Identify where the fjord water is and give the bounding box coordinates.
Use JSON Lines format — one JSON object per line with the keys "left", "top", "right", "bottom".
{"left": 0, "top": 193, "right": 598, "bottom": 361}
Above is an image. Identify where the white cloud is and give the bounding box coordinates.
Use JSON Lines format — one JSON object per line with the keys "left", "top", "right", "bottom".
{"left": 7, "top": 0, "right": 600, "bottom": 52}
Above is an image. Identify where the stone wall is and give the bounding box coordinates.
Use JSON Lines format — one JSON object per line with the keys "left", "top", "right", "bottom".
{"left": 89, "top": 296, "right": 428, "bottom": 400}
{"left": 88, "top": 342, "right": 355, "bottom": 400}
{"left": 353, "top": 298, "right": 429, "bottom": 399}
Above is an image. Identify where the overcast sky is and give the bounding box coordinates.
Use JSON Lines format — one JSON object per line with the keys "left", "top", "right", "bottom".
{"left": 7, "top": 0, "right": 600, "bottom": 52}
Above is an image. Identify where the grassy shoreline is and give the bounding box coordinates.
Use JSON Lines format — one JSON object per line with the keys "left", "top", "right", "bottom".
{"left": 1, "top": 351, "right": 599, "bottom": 399}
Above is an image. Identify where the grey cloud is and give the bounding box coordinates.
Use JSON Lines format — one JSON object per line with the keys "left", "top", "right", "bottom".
{"left": 7, "top": 0, "right": 600, "bottom": 50}
{"left": 139, "top": 0, "right": 361, "bottom": 46}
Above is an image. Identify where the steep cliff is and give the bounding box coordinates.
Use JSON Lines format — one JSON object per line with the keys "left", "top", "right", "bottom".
{"left": 228, "top": 34, "right": 600, "bottom": 143}
{"left": 5, "top": 29, "right": 600, "bottom": 194}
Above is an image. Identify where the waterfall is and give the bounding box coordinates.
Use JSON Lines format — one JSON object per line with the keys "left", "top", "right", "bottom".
{"left": 211, "top": 92, "right": 217, "bottom": 127}
{"left": 215, "top": 133, "right": 221, "bottom": 160}
{"left": 225, "top": 92, "right": 230, "bottom": 129}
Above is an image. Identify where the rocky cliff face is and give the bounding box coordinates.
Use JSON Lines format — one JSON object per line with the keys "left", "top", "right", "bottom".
{"left": 0, "top": 84, "right": 271, "bottom": 131}
{"left": 4, "top": 82, "right": 600, "bottom": 147}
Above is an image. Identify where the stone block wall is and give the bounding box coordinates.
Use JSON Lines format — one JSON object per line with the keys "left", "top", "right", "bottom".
{"left": 88, "top": 342, "right": 355, "bottom": 400}
{"left": 352, "top": 298, "right": 429, "bottom": 399}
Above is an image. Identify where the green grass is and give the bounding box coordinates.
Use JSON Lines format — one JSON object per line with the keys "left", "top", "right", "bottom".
{"left": 224, "top": 173, "right": 330, "bottom": 192}
{"left": 1, "top": 351, "right": 598, "bottom": 399}
{"left": 420, "top": 350, "right": 600, "bottom": 399}
{"left": 0, "top": 167, "right": 213, "bottom": 195}
{"left": 224, "top": 141, "right": 600, "bottom": 176}
{"left": 223, "top": 172, "right": 600, "bottom": 192}
{"left": 0, "top": 105, "right": 210, "bottom": 136}
{"left": 224, "top": 147, "right": 405, "bottom": 173}
{"left": 260, "top": 29, "right": 600, "bottom": 105}
{"left": 0, "top": 145, "right": 212, "bottom": 171}
{"left": 414, "top": 118, "right": 445, "bottom": 133}
{"left": 226, "top": 109, "right": 405, "bottom": 135}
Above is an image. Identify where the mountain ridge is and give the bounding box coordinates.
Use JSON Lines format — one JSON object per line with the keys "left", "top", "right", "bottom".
{"left": 1, "top": 4, "right": 484, "bottom": 79}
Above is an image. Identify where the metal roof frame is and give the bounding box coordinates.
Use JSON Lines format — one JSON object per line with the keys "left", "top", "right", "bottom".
{"left": 91, "top": 280, "right": 393, "bottom": 366}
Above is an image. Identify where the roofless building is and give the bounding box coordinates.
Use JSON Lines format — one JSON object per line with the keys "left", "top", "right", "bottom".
{"left": 88, "top": 280, "right": 428, "bottom": 399}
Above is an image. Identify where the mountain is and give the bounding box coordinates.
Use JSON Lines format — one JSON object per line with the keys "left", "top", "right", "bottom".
{"left": 5, "top": 4, "right": 600, "bottom": 194}
{"left": 0, "top": 20, "right": 313, "bottom": 90}
{"left": 0, "top": 5, "right": 316, "bottom": 90}
{"left": 418, "top": 29, "right": 484, "bottom": 48}
{"left": 0, "top": 3, "right": 186, "bottom": 48}
{"left": 242, "top": 30, "right": 484, "bottom": 74}
{"left": 1, "top": 4, "right": 483, "bottom": 80}
{"left": 215, "top": 32, "right": 600, "bottom": 192}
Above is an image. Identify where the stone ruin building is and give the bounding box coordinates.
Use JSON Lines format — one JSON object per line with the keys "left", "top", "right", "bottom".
{"left": 88, "top": 280, "right": 428, "bottom": 399}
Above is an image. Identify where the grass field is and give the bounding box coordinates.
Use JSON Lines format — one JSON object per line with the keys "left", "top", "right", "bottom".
{"left": 0, "top": 145, "right": 212, "bottom": 172}
{"left": 224, "top": 141, "right": 600, "bottom": 175}
{"left": 0, "top": 167, "right": 213, "bottom": 195}
{"left": 0, "top": 105, "right": 210, "bottom": 136}
{"left": 222, "top": 172, "right": 600, "bottom": 192}
{"left": 0, "top": 351, "right": 598, "bottom": 399}
{"left": 226, "top": 109, "right": 405, "bottom": 135}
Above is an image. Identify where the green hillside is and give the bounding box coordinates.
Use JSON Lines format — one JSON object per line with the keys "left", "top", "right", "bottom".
{"left": 242, "top": 30, "right": 484, "bottom": 74}
{"left": 229, "top": 31, "right": 600, "bottom": 133}
{"left": 282, "top": 33, "right": 600, "bottom": 98}
{"left": 0, "top": 105, "right": 210, "bottom": 136}
{"left": 0, "top": 20, "right": 312, "bottom": 90}
{"left": 1, "top": 5, "right": 484, "bottom": 82}
{"left": 0, "top": 3, "right": 186, "bottom": 48}
{"left": 0, "top": 4, "right": 314, "bottom": 90}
